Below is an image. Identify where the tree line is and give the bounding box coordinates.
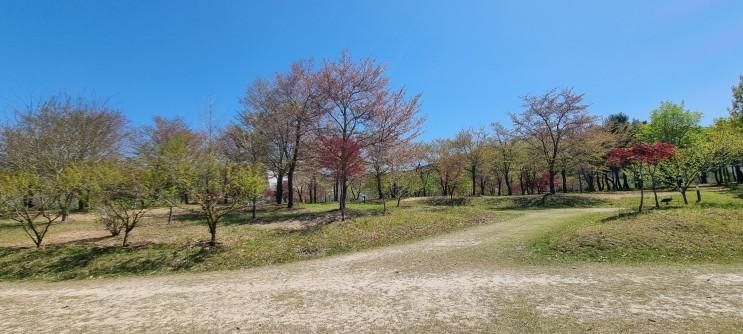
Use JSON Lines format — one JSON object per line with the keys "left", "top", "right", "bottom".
{"left": 1, "top": 52, "right": 742, "bottom": 248}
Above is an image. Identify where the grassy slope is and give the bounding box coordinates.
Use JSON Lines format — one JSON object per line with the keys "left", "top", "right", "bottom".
{"left": 530, "top": 187, "right": 743, "bottom": 263}
{"left": 1, "top": 186, "right": 741, "bottom": 280}
{"left": 0, "top": 203, "right": 516, "bottom": 280}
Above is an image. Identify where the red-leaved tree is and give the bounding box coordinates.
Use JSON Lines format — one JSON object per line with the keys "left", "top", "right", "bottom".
{"left": 316, "top": 135, "right": 364, "bottom": 220}
{"left": 608, "top": 142, "right": 675, "bottom": 212}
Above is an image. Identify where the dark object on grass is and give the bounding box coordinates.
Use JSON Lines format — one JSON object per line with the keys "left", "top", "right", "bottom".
{"left": 660, "top": 197, "right": 673, "bottom": 205}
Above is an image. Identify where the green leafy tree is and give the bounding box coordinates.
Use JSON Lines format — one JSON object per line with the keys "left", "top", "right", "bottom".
{"left": 57, "top": 163, "right": 104, "bottom": 221}
{"left": 730, "top": 75, "right": 743, "bottom": 123}
{"left": 96, "top": 164, "right": 154, "bottom": 246}
{"left": 0, "top": 172, "right": 64, "bottom": 247}
{"left": 149, "top": 132, "right": 198, "bottom": 223}
{"left": 184, "top": 151, "right": 267, "bottom": 246}
{"left": 660, "top": 145, "right": 712, "bottom": 204}
{"left": 640, "top": 102, "right": 701, "bottom": 148}
{"left": 231, "top": 163, "right": 267, "bottom": 219}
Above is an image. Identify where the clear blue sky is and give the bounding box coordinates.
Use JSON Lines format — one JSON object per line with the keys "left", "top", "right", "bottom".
{"left": 1, "top": 0, "right": 742, "bottom": 140}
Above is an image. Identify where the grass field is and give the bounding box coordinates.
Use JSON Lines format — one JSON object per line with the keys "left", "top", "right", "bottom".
{"left": 0, "top": 201, "right": 517, "bottom": 280}
{"left": 1, "top": 186, "right": 742, "bottom": 281}
{"left": 529, "top": 187, "right": 743, "bottom": 263}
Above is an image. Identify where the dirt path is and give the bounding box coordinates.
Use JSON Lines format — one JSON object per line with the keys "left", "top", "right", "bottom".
{"left": 1, "top": 208, "right": 742, "bottom": 333}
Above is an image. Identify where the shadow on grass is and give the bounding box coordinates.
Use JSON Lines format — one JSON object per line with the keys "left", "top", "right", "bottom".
{"left": 175, "top": 205, "right": 385, "bottom": 227}
{"left": 600, "top": 205, "right": 686, "bottom": 222}
{"left": 418, "top": 197, "right": 472, "bottom": 206}
{"left": 0, "top": 242, "right": 220, "bottom": 280}
{"left": 480, "top": 194, "right": 609, "bottom": 209}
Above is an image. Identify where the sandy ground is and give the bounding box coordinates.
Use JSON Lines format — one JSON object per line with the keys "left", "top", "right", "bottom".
{"left": 1, "top": 208, "right": 742, "bottom": 333}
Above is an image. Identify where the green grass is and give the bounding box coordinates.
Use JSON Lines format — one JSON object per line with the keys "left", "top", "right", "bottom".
{"left": 0, "top": 203, "right": 516, "bottom": 280}
{"left": 530, "top": 187, "right": 743, "bottom": 264}
{"left": 2, "top": 186, "right": 742, "bottom": 280}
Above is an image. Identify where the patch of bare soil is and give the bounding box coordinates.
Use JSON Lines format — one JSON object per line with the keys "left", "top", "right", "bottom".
{"left": 0, "top": 209, "right": 741, "bottom": 333}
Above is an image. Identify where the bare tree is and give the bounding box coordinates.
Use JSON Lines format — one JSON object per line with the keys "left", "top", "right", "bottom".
{"left": 315, "top": 51, "right": 420, "bottom": 218}
{"left": 240, "top": 78, "right": 288, "bottom": 205}
{"left": 1, "top": 95, "right": 126, "bottom": 174}
{"left": 430, "top": 139, "right": 465, "bottom": 197}
{"left": 491, "top": 122, "right": 517, "bottom": 195}
{"left": 366, "top": 88, "right": 423, "bottom": 201}
{"left": 96, "top": 163, "right": 153, "bottom": 247}
{"left": 275, "top": 62, "right": 322, "bottom": 208}
{"left": 239, "top": 62, "right": 320, "bottom": 208}
{"left": 511, "top": 89, "right": 594, "bottom": 194}
{"left": 138, "top": 116, "right": 201, "bottom": 222}
{"left": 1, "top": 95, "right": 127, "bottom": 212}
{"left": 454, "top": 128, "right": 487, "bottom": 196}
{"left": 0, "top": 172, "right": 64, "bottom": 248}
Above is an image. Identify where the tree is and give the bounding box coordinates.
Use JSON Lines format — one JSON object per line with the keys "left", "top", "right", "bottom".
{"left": 0, "top": 96, "right": 127, "bottom": 211}
{"left": 730, "top": 74, "right": 743, "bottom": 123}
{"left": 234, "top": 163, "right": 267, "bottom": 219}
{"left": 385, "top": 142, "right": 420, "bottom": 213}
{"left": 0, "top": 172, "right": 64, "bottom": 247}
{"left": 240, "top": 78, "right": 289, "bottom": 205}
{"left": 316, "top": 136, "right": 364, "bottom": 220}
{"left": 491, "top": 122, "right": 518, "bottom": 195}
{"left": 96, "top": 163, "right": 153, "bottom": 247}
{"left": 454, "top": 128, "right": 487, "bottom": 196}
{"left": 239, "top": 62, "right": 321, "bottom": 209}
{"left": 139, "top": 117, "right": 201, "bottom": 223}
{"left": 277, "top": 64, "right": 321, "bottom": 209}
{"left": 57, "top": 163, "right": 102, "bottom": 221}
{"left": 413, "top": 143, "right": 435, "bottom": 197}
{"left": 608, "top": 143, "right": 674, "bottom": 212}
{"left": 0, "top": 95, "right": 126, "bottom": 173}
{"left": 366, "top": 89, "right": 423, "bottom": 201}
{"left": 511, "top": 89, "right": 594, "bottom": 193}
{"left": 315, "top": 51, "right": 421, "bottom": 216}
{"left": 430, "top": 139, "right": 464, "bottom": 198}
{"left": 705, "top": 119, "right": 743, "bottom": 184}
{"left": 571, "top": 125, "right": 621, "bottom": 193}
{"left": 660, "top": 144, "right": 712, "bottom": 204}
{"left": 640, "top": 101, "right": 701, "bottom": 148}
{"left": 184, "top": 149, "right": 267, "bottom": 246}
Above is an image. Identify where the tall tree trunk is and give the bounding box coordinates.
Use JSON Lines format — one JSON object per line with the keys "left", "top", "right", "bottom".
{"left": 548, "top": 168, "right": 556, "bottom": 194}
{"left": 275, "top": 171, "right": 284, "bottom": 205}
{"left": 376, "top": 173, "right": 384, "bottom": 200}
{"left": 480, "top": 176, "right": 486, "bottom": 196}
{"left": 561, "top": 169, "right": 568, "bottom": 193}
{"left": 622, "top": 171, "right": 630, "bottom": 190}
{"left": 333, "top": 176, "right": 339, "bottom": 202}
{"left": 519, "top": 173, "right": 526, "bottom": 195}
{"left": 339, "top": 174, "right": 348, "bottom": 221}
{"left": 122, "top": 229, "right": 130, "bottom": 247}
{"left": 505, "top": 172, "right": 513, "bottom": 195}
{"left": 252, "top": 198, "right": 257, "bottom": 219}
{"left": 652, "top": 177, "right": 659, "bottom": 208}
{"left": 471, "top": 166, "right": 477, "bottom": 196}
{"left": 287, "top": 167, "right": 295, "bottom": 208}
{"left": 208, "top": 219, "right": 217, "bottom": 246}
{"left": 313, "top": 181, "right": 318, "bottom": 203}
{"left": 638, "top": 178, "right": 644, "bottom": 213}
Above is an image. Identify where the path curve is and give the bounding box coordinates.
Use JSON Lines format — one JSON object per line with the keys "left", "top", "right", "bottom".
{"left": 1, "top": 208, "right": 741, "bottom": 333}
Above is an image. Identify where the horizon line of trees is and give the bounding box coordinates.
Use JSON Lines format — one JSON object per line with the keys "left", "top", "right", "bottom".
{"left": 1, "top": 52, "right": 742, "bottom": 248}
